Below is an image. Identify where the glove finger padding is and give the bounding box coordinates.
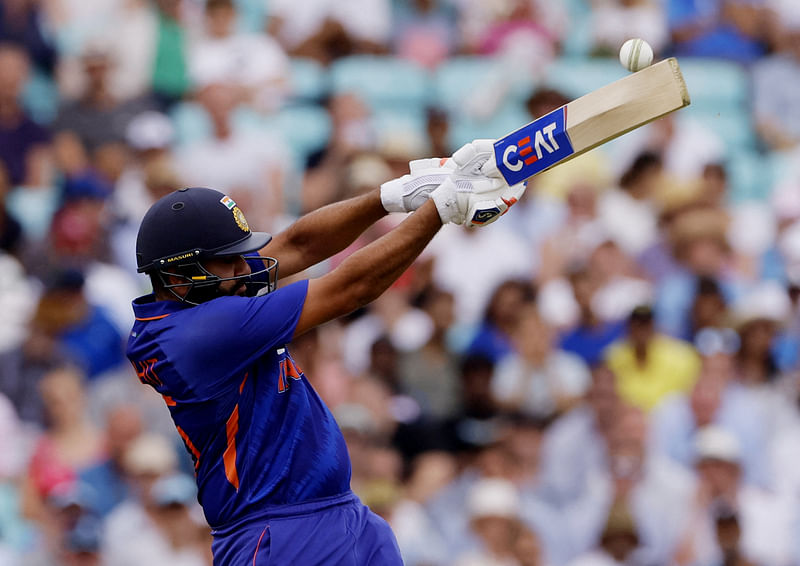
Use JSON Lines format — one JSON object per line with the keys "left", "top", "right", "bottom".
{"left": 465, "top": 181, "right": 527, "bottom": 228}
{"left": 448, "top": 139, "right": 496, "bottom": 176}
{"left": 380, "top": 159, "right": 451, "bottom": 213}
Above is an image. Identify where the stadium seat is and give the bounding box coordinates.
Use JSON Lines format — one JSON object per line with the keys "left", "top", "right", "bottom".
{"left": 329, "top": 55, "right": 431, "bottom": 108}
{"left": 266, "top": 104, "right": 332, "bottom": 159}
{"left": 448, "top": 104, "right": 531, "bottom": 149}
{"left": 686, "top": 109, "right": 757, "bottom": 153}
{"left": 561, "top": 0, "right": 593, "bottom": 57}
{"left": 288, "top": 58, "right": 328, "bottom": 103}
{"left": 544, "top": 57, "right": 628, "bottom": 99}
{"left": 23, "top": 71, "right": 59, "bottom": 125}
{"left": 169, "top": 102, "right": 213, "bottom": 146}
{"left": 726, "top": 149, "right": 773, "bottom": 202}
{"left": 677, "top": 58, "right": 750, "bottom": 113}
{"left": 6, "top": 184, "right": 60, "bottom": 240}
{"left": 434, "top": 56, "right": 538, "bottom": 114}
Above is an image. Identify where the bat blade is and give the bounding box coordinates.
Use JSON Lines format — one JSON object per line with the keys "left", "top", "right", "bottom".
{"left": 493, "top": 58, "right": 690, "bottom": 186}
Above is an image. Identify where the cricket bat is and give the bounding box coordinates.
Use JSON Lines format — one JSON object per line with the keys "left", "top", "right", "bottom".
{"left": 491, "top": 57, "right": 691, "bottom": 186}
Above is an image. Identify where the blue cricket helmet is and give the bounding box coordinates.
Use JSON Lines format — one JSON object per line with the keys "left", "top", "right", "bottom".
{"left": 136, "top": 187, "right": 272, "bottom": 272}
{"left": 136, "top": 187, "right": 277, "bottom": 303}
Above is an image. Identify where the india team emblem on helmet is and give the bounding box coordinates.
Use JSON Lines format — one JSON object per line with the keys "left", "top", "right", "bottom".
{"left": 233, "top": 206, "right": 249, "bottom": 232}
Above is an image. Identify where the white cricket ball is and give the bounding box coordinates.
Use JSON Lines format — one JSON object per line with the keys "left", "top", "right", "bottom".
{"left": 619, "top": 38, "right": 654, "bottom": 72}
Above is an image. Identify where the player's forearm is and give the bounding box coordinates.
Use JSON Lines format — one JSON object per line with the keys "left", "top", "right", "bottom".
{"left": 335, "top": 200, "right": 441, "bottom": 306}
{"left": 292, "top": 200, "right": 442, "bottom": 337}
{"left": 264, "top": 188, "right": 388, "bottom": 277}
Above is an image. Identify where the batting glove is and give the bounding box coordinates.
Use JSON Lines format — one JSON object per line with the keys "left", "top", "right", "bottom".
{"left": 431, "top": 139, "right": 525, "bottom": 227}
{"left": 379, "top": 157, "right": 454, "bottom": 213}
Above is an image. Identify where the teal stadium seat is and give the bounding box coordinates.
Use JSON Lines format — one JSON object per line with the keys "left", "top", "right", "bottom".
{"left": 544, "top": 57, "right": 627, "bottom": 99}
{"left": 686, "top": 110, "right": 757, "bottom": 153}
{"left": 726, "top": 149, "right": 773, "bottom": 202}
{"left": 372, "top": 107, "right": 428, "bottom": 146}
{"left": 434, "top": 56, "right": 538, "bottom": 114}
{"left": 234, "top": 0, "right": 268, "bottom": 32}
{"left": 288, "top": 58, "right": 328, "bottom": 103}
{"left": 329, "top": 55, "right": 431, "bottom": 109}
{"left": 266, "top": 104, "right": 332, "bottom": 159}
{"left": 561, "top": 0, "right": 593, "bottom": 57}
{"left": 677, "top": 58, "right": 750, "bottom": 114}
{"left": 23, "top": 71, "right": 59, "bottom": 125}
{"left": 448, "top": 104, "right": 532, "bottom": 149}
{"left": 170, "top": 102, "right": 213, "bottom": 146}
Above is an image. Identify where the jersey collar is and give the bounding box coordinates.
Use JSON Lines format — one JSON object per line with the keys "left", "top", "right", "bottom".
{"left": 132, "top": 294, "right": 194, "bottom": 321}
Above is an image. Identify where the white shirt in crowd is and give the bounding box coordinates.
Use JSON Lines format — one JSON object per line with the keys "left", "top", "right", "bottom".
{"left": 269, "top": 0, "right": 392, "bottom": 47}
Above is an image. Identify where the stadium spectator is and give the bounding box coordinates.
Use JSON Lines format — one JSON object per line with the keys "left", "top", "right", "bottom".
{"left": 189, "top": 0, "right": 290, "bottom": 112}
{"left": 393, "top": 0, "right": 458, "bottom": 69}
{"left": 598, "top": 152, "right": 662, "bottom": 257}
{"left": 590, "top": 0, "right": 669, "bottom": 56}
{"left": 101, "top": 434, "right": 205, "bottom": 566}
{"left": 559, "top": 265, "right": 626, "bottom": 366}
{"left": 439, "top": 355, "right": 504, "bottom": 453}
{"left": 491, "top": 304, "right": 591, "bottom": 420}
{"left": 267, "top": 0, "right": 392, "bottom": 64}
{"left": 649, "top": 336, "right": 773, "bottom": 487}
{"left": 566, "top": 405, "right": 694, "bottom": 563}
{"left": 428, "top": 221, "right": 534, "bottom": 327}
{"left": 399, "top": 286, "right": 461, "bottom": 419}
{"left": 150, "top": 0, "right": 190, "bottom": 108}
{"left": 667, "top": 0, "right": 769, "bottom": 63}
{"left": 655, "top": 206, "right": 740, "bottom": 340}
{"left": 0, "top": 0, "right": 56, "bottom": 73}
{"left": 52, "top": 41, "right": 154, "bottom": 176}
{"left": 466, "top": 278, "right": 536, "bottom": 364}
{"left": 303, "top": 92, "right": 377, "bottom": 212}
{"left": 674, "top": 426, "right": 793, "bottom": 566}
{"left": 175, "top": 82, "right": 292, "bottom": 225}
{"left": 20, "top": 366, "right": 105, "bottom": 527}
{"left": 0, "top": 43, "right": 51, "bottom": 187}
{"left": 753, "top": 19, "right": 800, "bottom": 149}
{"left": 606, "top": 305, "right": 701, "bottom": 412}
{"left": 454, "top": 478, "right": 537, "bottom": 566}
{"left": 78, "top": 403, "right": 144, "bottom": 517}
{"left": 540, "top": 364, "right": 621, "bottom": 504}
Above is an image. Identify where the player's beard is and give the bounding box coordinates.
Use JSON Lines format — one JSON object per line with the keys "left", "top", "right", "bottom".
{"left": 185, "top": 278, "right": 246, "bottom": 304}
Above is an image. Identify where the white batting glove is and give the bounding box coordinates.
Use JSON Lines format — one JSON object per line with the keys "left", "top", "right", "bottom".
{"left": 379, "top": 157, "right": 453, "bottom": 213}
{"left": 431, "top": 139, "right": 525, "bottom": 226}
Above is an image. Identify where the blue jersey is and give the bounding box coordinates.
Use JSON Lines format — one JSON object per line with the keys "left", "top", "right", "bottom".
{"left": 125, "top": 280, "right": 351, "bottom": 528}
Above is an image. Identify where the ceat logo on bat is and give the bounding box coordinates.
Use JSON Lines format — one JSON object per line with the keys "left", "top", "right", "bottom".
{"left": 493, "top": 106, "right": 575, "bottom": 186}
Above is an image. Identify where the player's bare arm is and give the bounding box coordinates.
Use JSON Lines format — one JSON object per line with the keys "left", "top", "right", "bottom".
{"left": 293, "top": 198, "right": 442, "bottom": 337}
{"left": 260, "top": 188, "right": 388, "bottom": 279}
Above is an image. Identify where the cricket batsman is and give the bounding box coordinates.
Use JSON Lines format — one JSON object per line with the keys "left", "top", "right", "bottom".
{"left": 126, "top": 140, "right": 524, "bottom": 564}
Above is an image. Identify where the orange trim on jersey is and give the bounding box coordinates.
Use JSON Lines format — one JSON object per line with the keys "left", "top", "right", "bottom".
{"left": 253, "top": 525, "right": 269, "bottom": 566}
{"left": 239, "top": 373, "right": 248, "bottom": 394}
{"left": 135, "top": 314, "right": 171, "bottom": 321}
{"left": 176, "top": 425, "right": 201, "bottom": 470}
{"left": 223, "top": 404, "right": 240, "bottom": 490}
{"left": 162, "top": 394, "right": 177, "bottom": 406}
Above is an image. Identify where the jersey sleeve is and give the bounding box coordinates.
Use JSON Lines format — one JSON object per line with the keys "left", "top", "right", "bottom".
{"left": 166, "top": 279, "right": 309, "bottom": 398}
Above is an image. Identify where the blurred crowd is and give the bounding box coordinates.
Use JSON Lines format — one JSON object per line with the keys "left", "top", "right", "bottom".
{"left": 1, "top": 0, "right": 800, "bottom": 564}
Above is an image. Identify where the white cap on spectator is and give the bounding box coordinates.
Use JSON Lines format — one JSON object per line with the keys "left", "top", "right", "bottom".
{"left": 771, "top": 182, "right": 800, "bottom": 222}
{"left": 126, "top": 111, "right": 175, "bottom": 151}
{"left": 731, "top": 281, "right": 791, "bottom": 328}
{"left": 123, "top": 433, "right": 178, "bottom": 476}
{"left": 467, "top": 478, "right": 520, "bottom": 519}
{"left": 727, "top": 203, "right": 776, "bottom": 256}
{"left": 694, "top": 426, "right": 741, "bottom": 464}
